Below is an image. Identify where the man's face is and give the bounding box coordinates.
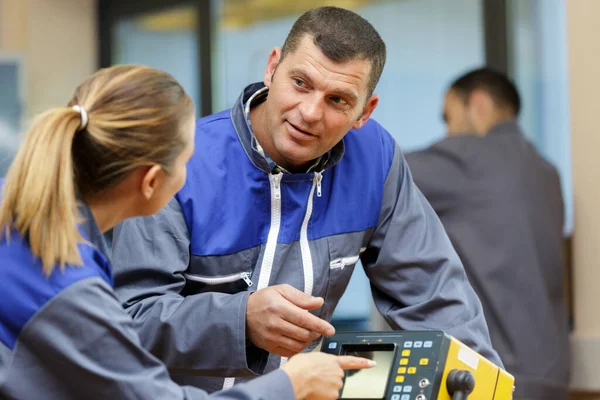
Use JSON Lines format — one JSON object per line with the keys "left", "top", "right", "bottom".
{"left": 260, "top": 35, "right": 379, "bottom": 170}
{"left": 443, "top": 89, "right": 476, "bottom": 136}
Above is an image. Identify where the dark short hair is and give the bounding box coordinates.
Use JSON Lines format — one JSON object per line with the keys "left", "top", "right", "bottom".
{"left": 450, "top": 67, "right": 521, "bottom": 116}
{"left": 280, "top": 6, "right": 386, "bottom": 97}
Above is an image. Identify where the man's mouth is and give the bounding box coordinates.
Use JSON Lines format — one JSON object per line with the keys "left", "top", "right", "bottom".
{"left": 286, "top": 121, "right": 314, "bottom": 137}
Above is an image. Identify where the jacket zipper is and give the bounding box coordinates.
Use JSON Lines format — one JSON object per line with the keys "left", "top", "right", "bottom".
{"left": 276, "top": 171, "right": 322, "bottom": 370}
{"left": 224, "top": 172, "right": 283, "bottom": 390}
{"left": 255, "top": 172, "right": 283, "bottom": 290}
{"left": 184, "top": 271, "right": 253, "bottom": 287}
{"left": 299, "top": 171, "right": 321, "bottom": 298}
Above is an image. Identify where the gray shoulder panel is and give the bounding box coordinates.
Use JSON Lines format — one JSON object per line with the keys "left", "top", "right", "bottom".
{"left": 111, "top": 197, "right": 266, "bottom": 376}
{"left": 0, "top": 277, "right": 293, "bottom": 400}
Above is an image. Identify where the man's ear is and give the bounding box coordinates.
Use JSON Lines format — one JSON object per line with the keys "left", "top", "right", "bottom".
{"left": 469, "top": 89, "right": 493, "bottom": 116}
{"left": 264, "top": 47, "right": 282, "bottom": 88}
{"left": 467, "top": 89, "right": 496, "bottom": 135}
{"left": 352, "top": 94, "right": 379, "bottom": 130}
{"left": 140, "top": 164, "right": 163, "bottom": 200}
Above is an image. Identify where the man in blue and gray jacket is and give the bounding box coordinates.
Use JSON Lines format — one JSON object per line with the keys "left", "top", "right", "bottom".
{"left": 112, "top": 6, "right": 502, "bottom": 392}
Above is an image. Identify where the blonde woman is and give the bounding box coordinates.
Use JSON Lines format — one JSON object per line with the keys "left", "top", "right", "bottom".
{"left": 0, "top": 65, "right": 372, "bottom": 400}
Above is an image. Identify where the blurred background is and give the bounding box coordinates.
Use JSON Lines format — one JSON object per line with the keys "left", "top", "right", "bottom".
{"left": 1, "top": 0, "right": 599, "bottom": 397}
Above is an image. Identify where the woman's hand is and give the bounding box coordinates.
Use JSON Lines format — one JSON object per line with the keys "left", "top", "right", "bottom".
{"left": 282, "top": 352, "right": 375, "bottom": 399}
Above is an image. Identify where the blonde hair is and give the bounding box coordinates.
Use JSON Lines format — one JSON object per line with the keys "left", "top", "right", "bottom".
{"left": 0, "top": 65, "right": 194, "bottom": 275}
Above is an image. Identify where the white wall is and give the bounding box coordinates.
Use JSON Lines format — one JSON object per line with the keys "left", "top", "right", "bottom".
{"left": 25, "top": 0, "right": 97, "bottom": 118}
{"left": 567, "top": 0, "right": 600, "bottom": 392}
{"left": 0, "top": 0, "right": 96, "bottom": 176}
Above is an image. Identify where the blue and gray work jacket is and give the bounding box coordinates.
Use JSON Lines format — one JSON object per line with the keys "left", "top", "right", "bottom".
{"left": 0, "top": 202, "right": 295, "bottom": 399}
{"left": 111, "top": 82, "right": 503, "bottom": 393}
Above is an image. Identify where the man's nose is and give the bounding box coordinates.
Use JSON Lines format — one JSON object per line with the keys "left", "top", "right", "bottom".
{"left": 298, "top": 93, "right": 324, "bottom": 123}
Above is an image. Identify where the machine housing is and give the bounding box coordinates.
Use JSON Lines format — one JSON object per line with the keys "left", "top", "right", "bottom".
{"left": 320, "top": 330, "right": 514, "bottom": 400}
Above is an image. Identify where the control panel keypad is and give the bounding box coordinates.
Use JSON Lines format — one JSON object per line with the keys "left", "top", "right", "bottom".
{"left": 392, "top": 337, "right": 438, "bottom": 400}
{"left": 321, "top": 331, "right": 444, "bottom": 400}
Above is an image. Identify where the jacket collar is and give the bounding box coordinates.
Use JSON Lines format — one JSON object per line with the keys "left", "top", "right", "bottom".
{"left": 488, "top": 119, "right": 523, "bottom": 136}
{"left": 230, "top": 82, "right": 345, "bottom": 175}
{"left": 78, "top": 202, "right": 109, "bottom": 256}
{"left": 78, "top": 202, "right": 113, "bottom": 283}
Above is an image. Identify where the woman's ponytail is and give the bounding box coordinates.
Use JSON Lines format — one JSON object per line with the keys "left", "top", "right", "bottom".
{"left": 0, "top": 107, "right": 86, "bottom": 275}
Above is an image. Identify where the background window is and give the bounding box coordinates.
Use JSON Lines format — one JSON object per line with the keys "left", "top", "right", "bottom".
{"left": 507, "top": 0, "right": 572, "bottom": 234}
{"left": 112, "top": 6, "right": 202, "bottom": 115}
{"left": 0, "top": 55, "right": 25, "bottom": 177}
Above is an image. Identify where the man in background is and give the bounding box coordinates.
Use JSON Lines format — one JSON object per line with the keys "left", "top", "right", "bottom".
{"left": 406, "top": 68, "right": 570, "bottom": 400}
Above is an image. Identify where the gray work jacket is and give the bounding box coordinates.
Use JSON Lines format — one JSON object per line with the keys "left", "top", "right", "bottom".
{"left": 406, "top": 120, "right": 570, "bottom": 399}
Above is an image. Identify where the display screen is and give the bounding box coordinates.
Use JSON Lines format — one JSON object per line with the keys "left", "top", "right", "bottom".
{"left": 340, "top": 344, "right": 395, "bottom": 399}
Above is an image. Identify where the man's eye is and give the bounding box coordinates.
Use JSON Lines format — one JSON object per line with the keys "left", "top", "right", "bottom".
{"left": 331, "top": 96, "right": 348, "bottom": 106}
{"left": 294, "top": 79, "right": 304, "bottom": 87}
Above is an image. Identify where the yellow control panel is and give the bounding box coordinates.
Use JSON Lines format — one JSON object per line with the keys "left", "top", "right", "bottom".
{"left": 321, "top": 331, "right": 514, "bottom": 400}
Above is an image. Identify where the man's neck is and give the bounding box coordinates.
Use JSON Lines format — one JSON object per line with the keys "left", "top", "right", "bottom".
{"left": 249, "top": 102, "right": 315, "bottom": 173}
{"left": 482, "top": 115, "right": 515, "bottom": 136}
{"left": 249, "top": 101, "right": 272, "bottom": 157}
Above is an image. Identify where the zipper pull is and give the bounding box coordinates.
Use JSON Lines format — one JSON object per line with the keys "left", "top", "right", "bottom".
{"left": 315, "top": 172, "right": 323, "bottom": 198}
{"left": 272, "top": 173, "right": 282, "bottom": 199}
{"left": 330, "top": 259, "right": 345, "bottom": 270}
{"left": 241, "top": 272, "right": 253, "bottom": 287}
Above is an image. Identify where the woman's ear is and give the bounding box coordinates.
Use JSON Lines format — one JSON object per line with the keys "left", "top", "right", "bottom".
{"left": 140, "top": 164, "right": 163, "bottom": 200}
